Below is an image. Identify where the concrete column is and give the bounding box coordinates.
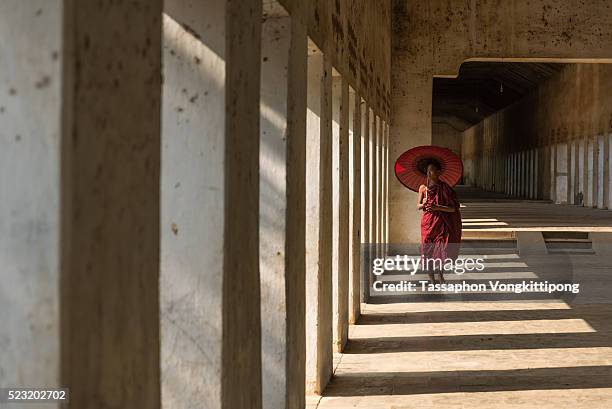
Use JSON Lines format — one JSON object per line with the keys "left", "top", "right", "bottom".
{"left": 577, "top": 139, "right": 588, "bottom": 206}
{"left": 557, "top": 143, "right": 568, "bottom": 204}
{"left": 382, "top": 121, "right": 389, "bottom": 254}
{"left": 536, "top": 147, "right": 542, "bottom": 200}
{"left": 6, "top": 0, "right": 166, "bottom": 407}
{"left": 523, "top": 151, "right": 528, "bottom": 197}
{"left": 505, "top": 157, "right": 510, "bottom": 195}
{"left": 161, "top": 1, "right": 262, "bottom": 408}
{"left": 348, "top": 91, "right": 361, "bottom": 324}
{"left": 389, "top": 74, "right": 432, "bottom": 244}
{"left": 515, "top": 152, "right": 519, "bottom": 196}
{"left": 571, "top": 141, "right": 579, "bottom": 204}
{"left": 587, "top": 138, "right": 594, "bottom": 207}
{"left": 368, "top": 108, "right": 375, "bottom": 292}
{"left": 331, "top": 76, "right": 349, "bottom": 352}
{"left": 551, "top": 145, "right": 558, "bottom": 201}
{"left": 526, "top": 151, "right": 532, "bottom": 198}
{"left": 372, "top": 114, "right": 377, "bottom": 258}
{"left": 508, "top": 155, "right": 513, "bottom": 195}
{"left": 374, "top": 115, "right": 381, "bottom": 260}
{"left": 566, "top": 143, "right": 572, "bottom": 204}
{"left": 592, "top": 136, "right": 600, "bottom": 208}
{"left": 516, "top": 152, "right": 521, "bottom": 197}
{"left": 597, "top": 135, "right": 605, "bottom": 208}
{"left": 385, "top": 123, "right": 390, "bottom": 244}
{"left": 534, "top": 148, "right": 539, "bottom": 199}
{"left": 532, "top": 149, "right": 537, "bottom": 198}
{"left": 259, "top": 3, "right": 307, "bottom": 408}
{"left": 0, "top": 0, "right": 63, "bottom": 394}
{"left": 305, "top": 50, "right": 333, "bottom": 394}
{"left": 606, "top": 134, "right": 611, "bottom": 209}
{"left": 370, "top": 111, "right": 377, "bottom": 254}
{"left": 377, "top": 117, "right": 383, "bottom": 256}
{"left": 583, "top": 138, "right": 590, "bottom": 206}
{"left": 601, "top": 136, "right": 609, "bottom": 208}
{"left": 360, "top": 103, "right": 370, "bottom": 303}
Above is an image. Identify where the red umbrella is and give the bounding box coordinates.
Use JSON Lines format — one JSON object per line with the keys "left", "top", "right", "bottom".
{"left": 394, "top": 145, "right": 463, "bottom": 192}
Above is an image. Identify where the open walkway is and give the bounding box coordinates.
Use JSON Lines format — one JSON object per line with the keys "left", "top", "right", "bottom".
{"left": 310, "top": 189, "right": 612, "bottom": 408}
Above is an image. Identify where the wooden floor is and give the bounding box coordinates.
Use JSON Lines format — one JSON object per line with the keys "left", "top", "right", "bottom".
{"left": 308, "top": 188, "right": 612, "bottom": 408}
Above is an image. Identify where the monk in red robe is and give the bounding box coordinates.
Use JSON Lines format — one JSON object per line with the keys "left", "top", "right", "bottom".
{"left": 416, "top": 160, "right": 462, "bottom": 284}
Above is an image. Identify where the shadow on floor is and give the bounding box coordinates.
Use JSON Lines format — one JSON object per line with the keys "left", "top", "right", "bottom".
{"left": 323, "top": 366, "right": 612, "bottom": 396}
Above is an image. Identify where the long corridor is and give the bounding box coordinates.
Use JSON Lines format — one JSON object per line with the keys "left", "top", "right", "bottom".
{"left": 311, "top": 193, "right": 612, "bottom": 408}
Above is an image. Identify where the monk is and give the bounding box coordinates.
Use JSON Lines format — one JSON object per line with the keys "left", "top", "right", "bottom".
{"left": 416, "top": 160, "right": 462, "bottom": 284}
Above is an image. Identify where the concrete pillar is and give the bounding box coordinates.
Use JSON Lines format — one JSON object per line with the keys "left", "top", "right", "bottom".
{"left": 385, "top": 123, "right": 390, "bottom": 243}
{"left": 536, "top": 147, "right": 543, "bottom": 200}
{"left": 389, "top": 74, "right": 432, "bottom": 244}
{"left": 305, "top": 49, "right": 333, "bottom": 394}
{"left": 368, "top": 108, "right": 375, "bottom": 291}
{"left": 507, "top": 157, "right": 512, "bottom": 195}
{"left": 583, "top": 138, "right": 590, "bottom": 206}
{"left": 587, "top": 138, "right": 594, "bottom": 207}
{"left": 532, "top": 149, "right": 538, "bottom": 199}
{"left": 360, "top": 103, "right": 370, "bottom": 303}
{"left": 604, "top": 134, "right": 612, "bottom": 209}
{"left": 551, "top": 145, "right": 557, "bottom": 201}
{"left": 597, "top": 135, "right": 605, "bottom": 208}
{"left": 571, "top": 140, "right": 579, "bottom": 204}
{"left": 508, "top": 155, "right": 513, "bottom": 195}
{"left": 603, "top": 135, "right": 610, "bottom": 209}
{"left": 566, "top": 143, "right": 572, "bottom": 204}
{"left": 374, "top": 115, "right": 381, "bottom": 260}
{"left": 259, "top": 3, "right": 307, "bottom": 408}
{"left": 331, "top": 76, "right": 349, "bottom": 352}
{"left": 382, "top": 121, "right": 389, "bottom": 254}
{"left": 372, "top": 114, "right": 377, "bottom": 258}
{"left": 516, "top": 152, "right": 521, "bottom": 197}
{"left": 377, "top": 117, "right": 383, "bottom": 256}
{"left": 0, "top": 0, "right": 63, "bottom": 394}
{"left": 348, "top": 91, "right": 361, "bottom": 325}
{"left": 592, "top": 136, "right": 600, "bottom": 208}
{"left": 557, "top": 143, "right": 568, "bottom": 204}
{"left": 161, "top": 1, "right": 262, "bottom": 408}
{"left": 370, "top": 111, "right": 377, "bottom": 254}
{"left": 0, "top": 1, "right": 167, "bottom": 407}
{"left": 523, "top": 151, "right": 529, "bottom": 197}
{"left": 516, "top": 151, "right": 520, "bottom": 196}
{"left": 579, "top": 140, "right": 585, "bottom": 205}
{"left": 532, "top": 149, "right": 537, "bottom": 199}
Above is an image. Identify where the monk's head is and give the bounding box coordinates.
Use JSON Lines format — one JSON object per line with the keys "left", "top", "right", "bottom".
{"left": 422, "top": 159, "right": 441, "bottom": 181}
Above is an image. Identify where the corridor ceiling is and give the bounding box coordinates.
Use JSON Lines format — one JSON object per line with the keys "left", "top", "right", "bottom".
{"left": 433, "top": 62, "right": 566, "bottom": 131}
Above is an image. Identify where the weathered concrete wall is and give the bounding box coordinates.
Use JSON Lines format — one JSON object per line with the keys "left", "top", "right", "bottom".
{"left": 433, "top": 122, "right": 462, "bottom": 157}
{"left": 280, "top": 0, "right": 391, "bottom": 119}
{"left": 391, "top": 0, "right": 612, "bottom": 243}
{"left": 463, "top": 64, "right": 612, "bottom": 209}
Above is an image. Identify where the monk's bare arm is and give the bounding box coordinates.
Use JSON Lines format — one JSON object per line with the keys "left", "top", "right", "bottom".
{"left": 416, "top": 185, "right": 426, "bottom": 210}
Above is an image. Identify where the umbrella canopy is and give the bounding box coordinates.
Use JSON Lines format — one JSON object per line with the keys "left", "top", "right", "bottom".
{"left": 394, "top": 145, "right": 463, "bottom": 192}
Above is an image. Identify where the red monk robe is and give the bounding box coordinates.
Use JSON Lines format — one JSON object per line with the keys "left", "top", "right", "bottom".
{"left": 420, "top": 180, "right": 462, "bottom": 262}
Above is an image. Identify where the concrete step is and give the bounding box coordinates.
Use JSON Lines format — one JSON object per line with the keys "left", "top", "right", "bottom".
{"left": 542, "top": 231, "right": 593, "bottom": 254}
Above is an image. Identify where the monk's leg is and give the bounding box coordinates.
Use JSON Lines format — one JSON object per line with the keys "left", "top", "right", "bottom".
{"left": 427, "top": 270, "right": 437, "bottom": 285}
